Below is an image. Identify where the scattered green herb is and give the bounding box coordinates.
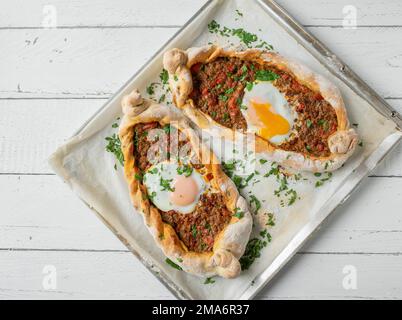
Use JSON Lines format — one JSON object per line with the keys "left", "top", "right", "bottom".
{"left": 191, "top": 225, "right": 197, "bottom": 239}
{"left": 240, "top": 237, "right": 267, "bottom": 270}
{"left": 105, "top": 133, "right": 124, "bottom": 168}
{"left": 204, "top": 277, "right": 216, "bottom": 284}
{"left": 235, "top": 9, "right": 243, "bottom": 17}
{"left": 159, "top": 69, "right": 169, "bottom": 86}
{"left": 255, "top": 70, "right": 279, "bottom": 82}
{"left": 249, "top": 195, "right": 261, "bottom": 213}
{"left": 265, "top": 213, "right": 275, "bottom": 227}
{"left": 177, "top": 164, "right": 193, "bottom": 177}
{"left": 165, "top": 258, "right": 182, "bottom": 270}
{"left": 233, "top": 207, "right": 245, "bottom": 219}
{"left": 160, "top": 177, "right": 174, "bottom": 191}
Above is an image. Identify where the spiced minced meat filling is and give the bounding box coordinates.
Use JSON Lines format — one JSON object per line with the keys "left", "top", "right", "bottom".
{"left": 132, "top": 123, "right": 232, "bottom": 253}
{"left": 190, "top": 57, "right": 338, "bottom": 157}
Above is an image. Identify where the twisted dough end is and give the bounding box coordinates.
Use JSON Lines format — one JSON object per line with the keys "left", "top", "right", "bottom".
{"left": 122, "top": 89, "right": 144, "bottom": 116}
{"left": 211, "top": 249, "right": 241, "bottom": 279}
{"left": 328, "top": 129, "right": 359, "bottom": 154}
{"left": 163, "top": 48, "right": 187, "bottom": 74}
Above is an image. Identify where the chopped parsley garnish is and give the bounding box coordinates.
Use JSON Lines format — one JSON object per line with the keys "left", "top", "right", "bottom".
{"left": 249, "top": 195, "right": 261, "bottom": 214}
{"left": 318, "top": 119, "right": 329, "bottom": 131}
{"left": 177, "top": 164, "right": 193, "bottom": 177}
{"left": 225, "top": 87, "right": 235, "bottom": 95}
{"left": 134, "top": 173, "right": 143, "bottom": 182}
{"left": 287, "top": 189, "right": 298, "bottom": 206}
{"left": 158, "top": 94, "right": 166, "bottom": 103}
{"left": 231, "top": 28, "right": 258, "bottom": 47}
{"left": 165, "top": 258, "right": 182, "bottom": 270}
{"left": 266, "top": 213, "right": 275, "bottom": 227}
{"left": 160, "top": 177, "right": 174, "bottom": 191}
{"left": 240, "top": 229, "right": 271, "bottom": 270}
{"left": 255, "top": 70, "right": 279, "bottom": 82}
{"left": 315, "top": 172, "right": 333, "bottom": 188}
{"left": 259, "top": 159, "right": 268, "bottom": 164}
{"left": 207, "top": 20, "right": 220, "bottom": 33}
{"left": 112, "top": 123, "right": 118, "bottom": 128}
{"left": 233, "top": 207, "right": 245, "bottom": 219}
{"left": 204, "top": 277, "right": 216, "bottom": 284}
{"left": 305, "top": 145, "right": 312, "bottom": 153}
{"left": 159, "top": 69, "right": 169, "bottom": 86}
{"left": 207, "top": 20, "right": 274, "bottom": 50}
{"left": 246, "top": 82, "right": 254, "bottom": 91}
{"left": 173, "top": 74, "right": 178, "bottom": 81}
{"left": 146, "top": 84, "right": 155, "bottom": 95}
{"left": 191, "top": 225, "right": 197, "bottom": 239}
{"left": 358, "top": 141, "right": 363, "bottom": 147}
{"left": 219, "top": 94, "right": 228, "bottom": 102}
{"left": 163, "top": 124, "right": 171, "bottom": 134}
{"left": 235, "top": 9, "right": 243, "bottom": 17}
{"left": 147, "top": 191, "right": 156, "bottom": 201}
{"left": 233, "top": 175, "right": 247, "bottom": 189}
{"left": 105, "top": 133, "right": 124, "bottom": 168}
{"left": 314, "top": 172, "right": 322, "bottom": 177}
{"left": 148, "top": 167, "right": 158, "bottom": 174}
{"left": 222, "top": 160, "right": 236, "bottom": 176}
{"left": 306, "top": 119, "right": 313, "bottom": 128}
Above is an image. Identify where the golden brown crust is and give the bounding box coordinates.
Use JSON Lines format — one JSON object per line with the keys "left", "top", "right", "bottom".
{"left": 163, "top": 45, "right": 359, "bottom": 172}
{"left": 119, "top": 89, "right": 252, "bottom": 278}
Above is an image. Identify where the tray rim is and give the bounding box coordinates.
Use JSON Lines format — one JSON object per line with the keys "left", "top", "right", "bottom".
{"left": 51, "top": 0, "right": 402, "bottom": 300}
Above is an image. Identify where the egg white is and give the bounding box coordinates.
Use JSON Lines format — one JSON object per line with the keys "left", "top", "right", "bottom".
{"left": 143, "top": 161, "right": 207, "bottom": 214}
{"left": 241, "top": 81, "right": 296, "bottom": 145}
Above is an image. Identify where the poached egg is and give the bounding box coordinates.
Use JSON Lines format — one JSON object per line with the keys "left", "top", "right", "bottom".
{"left": 241, "top": 81, "right": 295, "bottom": 145}
{"left": 143, "top": 161, "right": 207, "bottom": 214}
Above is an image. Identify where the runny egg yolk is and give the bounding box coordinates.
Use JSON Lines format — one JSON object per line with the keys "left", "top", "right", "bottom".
{"left": 249, "top": 99, "right": 290, "bottom": 140}
{"left": 170, "top": 175, "right": 199, "bottom": 206}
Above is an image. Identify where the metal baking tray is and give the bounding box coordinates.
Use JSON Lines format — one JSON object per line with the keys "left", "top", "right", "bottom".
{"left": 50, "top": 0, "right": 402, "bottom": 300}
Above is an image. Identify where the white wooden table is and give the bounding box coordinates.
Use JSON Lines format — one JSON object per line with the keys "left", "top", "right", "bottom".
{"left": 1, "top": 0, "right": 402, "bottom": 299}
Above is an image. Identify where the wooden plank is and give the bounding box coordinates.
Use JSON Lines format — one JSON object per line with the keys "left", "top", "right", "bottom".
{"left": 1, "top": 27, "right": 402, "bottom": 99}
{"left": 0, "top": 99, "right": 104, "bottom": 174}
{"left": 276, "top": 0, "right": 402, "bottom": 27}
{"left": 0, "top": 0, "right": 206, "bottom": 28}
{"left": 0, "top": 250, "right": 401, "bottom": 299}
{"left": 1, "top": 0, "right": 401, "bottom": 28}
{"left": 1, "top": 175, "right": 401, "bottom": 253}
{"left": 0, "top": 251, "right": 173, "bottom": 299}
{"left": 1, "top": 99, "right": 401, "bottom": 176}
{"left": 0, "top": 28, "right": 177, "bottom": 99}
{"left": 259, "top": 253, "right": 402, "bottom": 299}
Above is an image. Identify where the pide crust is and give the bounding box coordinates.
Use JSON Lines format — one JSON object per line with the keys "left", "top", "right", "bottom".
{"left": 163, "top": 45, "right": 359, "bottom": 172}
{"left": 119, "top": 89, "right": 253, "bottom": 278}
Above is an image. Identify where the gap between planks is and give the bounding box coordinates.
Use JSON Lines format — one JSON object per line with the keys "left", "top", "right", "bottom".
{"left": 1, "top": 248, "right": 401, "bottom": 255}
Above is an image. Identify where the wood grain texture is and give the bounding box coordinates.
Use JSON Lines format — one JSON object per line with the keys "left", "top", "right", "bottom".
{"left": 1, "top": 27, "right": 402, "bottom": 99}
{"left": 1, "top": 250, "right": 401, "bottom": 299}
{"left": 1, "top": 175, "right": 401, "bottom": 254}
{"left": 0, "top": 0, "right": 206, "bottom": 28}
{"left": 1, "top": 0, "right": 401, "bottom": 28}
